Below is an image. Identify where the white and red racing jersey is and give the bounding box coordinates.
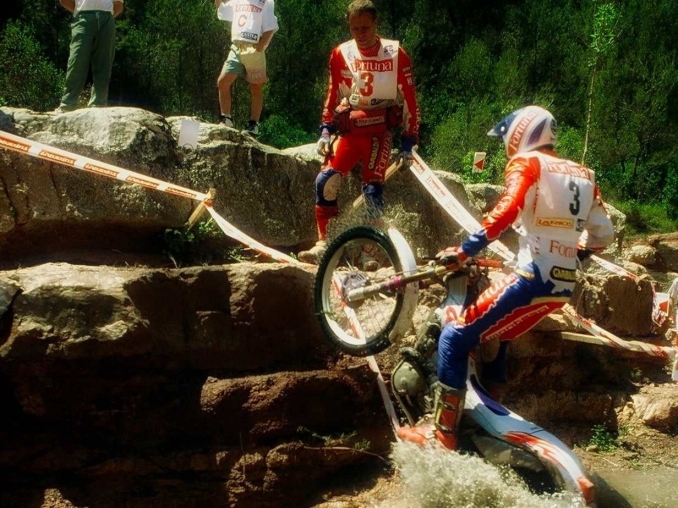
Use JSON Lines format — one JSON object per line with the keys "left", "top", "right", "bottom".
{"left": 462, "top": 150, "right": 614, "bottom": 291}
{"left": 321, "top": 36, "right": 420, "bottom": 141}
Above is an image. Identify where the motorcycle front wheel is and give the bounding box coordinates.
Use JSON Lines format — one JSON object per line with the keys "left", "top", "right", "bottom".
{"left": 314, "top": 226, "right": 415, "bottom": 357}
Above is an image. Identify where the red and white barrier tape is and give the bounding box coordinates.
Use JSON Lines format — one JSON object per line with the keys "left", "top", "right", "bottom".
{"left": 562, "top": 305, "right": 678, "bottom": 380}
{"left": 410, "top": 150, "right": 516, "bottom": 262}
{"left": 205, "top": 205, "right": 299, "bottom": 264}
{"left": 0, "top": 130, "right": 208, "bottom": 202}
{"left": 0, "top": 130, "right": 303, "bottom": 265}
{"left": 330, "top": 274, "right": 401, "bottom": 437}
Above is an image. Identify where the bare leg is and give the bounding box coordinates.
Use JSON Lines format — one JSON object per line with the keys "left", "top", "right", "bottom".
{"left": 249, "top": 82, "right": 264, "bottom": 122}
{"left": 217, "top": 72, "right": 238, "bottom": 115}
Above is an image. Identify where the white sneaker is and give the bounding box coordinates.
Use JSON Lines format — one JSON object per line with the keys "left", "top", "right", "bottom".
{"left": 246, "top": 120, "right": 259, "bottom": 136}
{"left": 219, "top": 114, "right": 234, "bottom": 128}
{"left": 298, "top": 240, "right": 327, "bottom": 264}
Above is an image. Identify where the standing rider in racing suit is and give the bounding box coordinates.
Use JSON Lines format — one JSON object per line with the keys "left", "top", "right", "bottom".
{"left": 398, "top": 105, "right": 615, "bottom": 450}
{"left": 298, "top": 0, "right": 420, "bottom": 264}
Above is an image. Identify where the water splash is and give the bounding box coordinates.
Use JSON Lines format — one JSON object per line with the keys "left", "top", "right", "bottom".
{"left": 385, "top": 442, "right": 586, "bottom": 508}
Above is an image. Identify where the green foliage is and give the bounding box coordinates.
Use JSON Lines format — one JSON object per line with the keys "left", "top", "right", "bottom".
{"left": 556, "top": 127, "right": 586, "bottom": 163}
{"left": 0, "top": 20, "right": 64, "bottom": 110}
{"left": 296, "top": 426, "right": 370, "bottom": 451}
{"left": 663, "top": 158, "right": 678, "bottom": 219}
{"left": 2, "top": 0, "right": 678, "bottom": 235}
{"left": 613, "top": 201, "right": 678, "bottom": 236}
{"left": 589, "top": 1, "right": 621, "bottom": 60}
{"left": 116, "top": 0, "right": 227, "bottom": 117}
{"left": 258, "top": 114, "right": 315, "bottom": 149}
{"left": 429, "top": 101, "right": 505, "bottom": 184}
{"left": 162, "top": 219, "right": 223, "bottom": 267}
{"left": 588, "top": 424, "right": 619, "bottom": 453}
{"left": 265, "top": 0, "right": 345, "bottom": 133}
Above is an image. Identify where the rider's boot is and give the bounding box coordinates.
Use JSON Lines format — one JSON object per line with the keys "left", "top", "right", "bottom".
{"left": 298, "top": 240, "right": 327, "bottom": 264}
{"left": 397, "top": 417, "right": 435, "bottom": 446}
{"left": 433, "top": 382, "right": 466, "bottom": 451}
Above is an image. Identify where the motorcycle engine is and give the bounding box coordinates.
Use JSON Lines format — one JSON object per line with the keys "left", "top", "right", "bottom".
{"left": 392, "top": 360, "right": 425, "bottom": 397}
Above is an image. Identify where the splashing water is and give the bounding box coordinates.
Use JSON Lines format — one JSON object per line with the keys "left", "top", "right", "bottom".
{"left": 384, "top": 442, "right": 587, "bottom": 508}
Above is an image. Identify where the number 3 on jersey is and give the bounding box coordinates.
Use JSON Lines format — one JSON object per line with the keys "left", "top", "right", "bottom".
{"left": 359, "top": 72, "right": 374, "bottom": 96}
{"left": 569, "top": 181, "right": 580, "bottom": 215}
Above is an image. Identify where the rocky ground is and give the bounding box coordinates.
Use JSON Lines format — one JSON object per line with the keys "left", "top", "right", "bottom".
{"left": 305, "top": 255, "right": 678, "bottom": 508}
{"left": 304, "top": 379, "right": 678, "bottom": 508}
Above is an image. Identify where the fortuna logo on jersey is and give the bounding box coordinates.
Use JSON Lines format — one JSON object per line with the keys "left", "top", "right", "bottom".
{"left": 549, "top": 239, "right": 577, "bottom": 258}
{"left": 508, "top": 110, "right": 539, "bottom": 155}
{"left": 235, "top": 4, "right": 262, "bottom": 13}
{"left": 352, "top": 60, "right": 393, "bottom": 73}
{"left": 547, "top": 161, "right": 592, "bottom": 180}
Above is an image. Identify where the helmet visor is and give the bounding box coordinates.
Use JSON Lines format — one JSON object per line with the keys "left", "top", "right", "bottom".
{"left": 487, "top": 110, "right": 522, "bottom": 138}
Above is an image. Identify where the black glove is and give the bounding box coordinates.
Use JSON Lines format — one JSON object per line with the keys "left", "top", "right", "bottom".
{"left": 435, "top": 246, "right": 468, "bottom": 265}
{"left": 399, "top": 135, "right": 417, "bottom": 162}
{"left": 577, "top": 248, "right": 595, "bottom": 262}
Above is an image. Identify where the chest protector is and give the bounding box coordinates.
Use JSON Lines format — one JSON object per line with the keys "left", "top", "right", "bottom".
{"left": 518, "top": 152, "right": 596, "bottom": 242}
{"left": 339, "top": 39, "right": 399, "bottom": 111}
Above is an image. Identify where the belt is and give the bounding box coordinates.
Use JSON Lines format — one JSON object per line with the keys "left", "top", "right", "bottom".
{"left": 76, "top": 10, "right": 113, "bottom": 15}
{"left": 233, "top": 41, "right": 256, "bottom": 49}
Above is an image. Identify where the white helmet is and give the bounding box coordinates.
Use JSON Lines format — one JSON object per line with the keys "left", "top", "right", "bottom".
{"left": 488, "top": 105, "right": 557, "bottom": 157}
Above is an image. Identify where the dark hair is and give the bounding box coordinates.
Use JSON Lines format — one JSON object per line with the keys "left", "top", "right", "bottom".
{"left": 346, "top": 0, "right": 378, "bottom": 22}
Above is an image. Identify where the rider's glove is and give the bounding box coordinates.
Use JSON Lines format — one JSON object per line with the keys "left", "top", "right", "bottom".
{"left": 316, "top": 127, "right": 331, "bottom": 156}
{"left": 576, "top": 248, "right": 595, "bottom": 262}
{"left": 399, "top": 135, "right": 417, "bottom": 163}
{"left": 435, "top": 246, "right": 468, "bottom": 266}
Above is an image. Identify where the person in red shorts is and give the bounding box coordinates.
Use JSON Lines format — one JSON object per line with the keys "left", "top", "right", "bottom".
{"left": 298, "top": 0, "right": 420, "bottom": 264}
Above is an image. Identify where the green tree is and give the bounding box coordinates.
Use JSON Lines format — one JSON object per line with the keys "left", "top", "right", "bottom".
{"left": 0, "top": 20, "right": 64, "bottom": 110}
{"left": 582, "top": 0, "right": 620, "bottom": 165}
{"left": 116, "top": 0, "right": 227, "bottom": 117}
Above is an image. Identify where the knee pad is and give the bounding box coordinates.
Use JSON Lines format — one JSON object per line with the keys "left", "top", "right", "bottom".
{"left": 362, "top": 183, "right": 384, "bottom": 215}
{"left": 316, "top": 168, "right": 342, "bottom": 206}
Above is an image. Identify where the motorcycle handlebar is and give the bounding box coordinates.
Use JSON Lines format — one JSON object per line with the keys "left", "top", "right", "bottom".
{"left": 344, "top": 257, "right": 504, "bottom": 303}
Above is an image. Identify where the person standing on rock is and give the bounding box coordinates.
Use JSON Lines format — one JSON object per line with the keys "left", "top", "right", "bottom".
{"left": 215, "top": 0, "right": 278, "bottom": 136}
{"left": 298, "top": 0, "right": 420, "bottom": 264}
{"left": 55, "top": 0, "right": 124, "bottom": 112}
{"left": 398, "top": 105, "right": 615, "bottom": 450}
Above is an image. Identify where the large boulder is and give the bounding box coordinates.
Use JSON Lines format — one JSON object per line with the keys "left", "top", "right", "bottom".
{"left": 0, "top": 107, "right": 524, "bottom": 265}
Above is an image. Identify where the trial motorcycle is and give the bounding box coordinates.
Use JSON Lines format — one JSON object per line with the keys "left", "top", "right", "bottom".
{"left": 313, "top": 225, "right": 596, "bottom": 506}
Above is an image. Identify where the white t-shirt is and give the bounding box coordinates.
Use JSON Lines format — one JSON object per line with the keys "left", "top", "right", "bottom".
{"left": 75, "top": 0, "right": 122, "bottom": 14}
{"left": 217, "top": 0, "right": 278, "bottom": 44}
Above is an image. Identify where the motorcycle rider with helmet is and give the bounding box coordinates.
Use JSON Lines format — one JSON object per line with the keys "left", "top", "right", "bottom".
{"left": 398, "top": 105, "right": 615, "bottom": 450}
